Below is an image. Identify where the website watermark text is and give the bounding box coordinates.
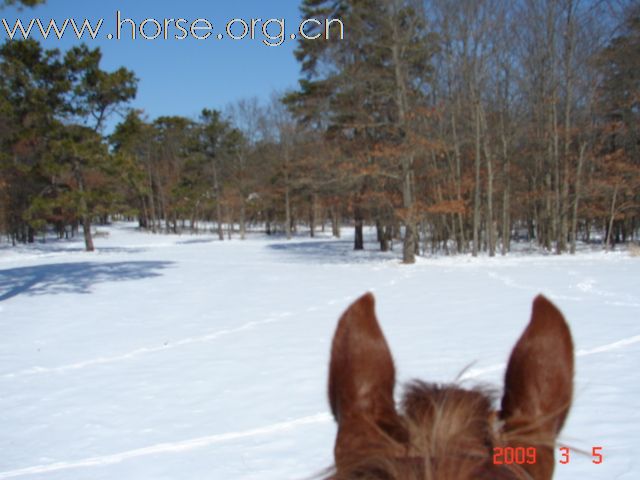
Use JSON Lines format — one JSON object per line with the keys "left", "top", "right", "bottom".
{"left": 1, "top": 11, "right": 344, "bottom": 47}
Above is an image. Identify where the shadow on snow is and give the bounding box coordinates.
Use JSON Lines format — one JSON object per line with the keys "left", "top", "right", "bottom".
{"left": 0, "top": 261, "right": 173, "bottom": 302}
{"left": 267, "top": 239, "right": 400, "bottom": 264}
{"left": 176, "top": 238, "right": 218, "bottom": 245}
{"left": 0, "top": 243, "right": 147, "bottom": 255}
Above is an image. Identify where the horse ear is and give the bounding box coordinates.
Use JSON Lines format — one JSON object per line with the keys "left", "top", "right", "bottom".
{"left": 329, "top": 293, "right": 403, "bottom": 466}
{"left": 329, "top": 293, "right": 397, "bottom": 423}
{"left": 501, "top": 295, "right": 574, "bottom": 476}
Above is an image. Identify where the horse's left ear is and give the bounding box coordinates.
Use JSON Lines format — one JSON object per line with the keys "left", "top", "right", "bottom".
{"left": 329, "top": 293, "right": 403, "bottom": 465}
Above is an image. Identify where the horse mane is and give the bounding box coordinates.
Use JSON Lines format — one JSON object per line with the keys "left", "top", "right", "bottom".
{"left": 326, "top": 383, "right": 534, "bottom": 479}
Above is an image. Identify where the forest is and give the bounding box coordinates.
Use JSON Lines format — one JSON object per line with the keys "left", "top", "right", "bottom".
{"left": 1, "top": 0, "right": 639, "bottom": 263}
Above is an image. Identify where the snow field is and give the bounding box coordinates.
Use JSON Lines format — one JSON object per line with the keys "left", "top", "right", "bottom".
{"left": 0, "top": 224, "right": 638, "bottom": 479}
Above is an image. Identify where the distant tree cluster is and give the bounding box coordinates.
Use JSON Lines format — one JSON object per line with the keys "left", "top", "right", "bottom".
{"left": 286, "top": 0, "right": 640, "bottom": 261}
{"left": 1, "top": 0, "right": 639, "bottom": 260}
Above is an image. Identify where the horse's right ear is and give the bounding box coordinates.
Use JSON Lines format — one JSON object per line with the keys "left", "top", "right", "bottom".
{"left": 329, "top": 293, "right": 403, "bottom": 466}
{"left": 501, "top": 295, "right": 574, "bottom": 478}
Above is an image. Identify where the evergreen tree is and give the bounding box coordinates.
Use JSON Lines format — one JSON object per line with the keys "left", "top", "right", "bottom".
{"left": 0, "top": 40, "right": 68, "bottom": 243}
{"left": 0, "top": 41, "right": 136, "bottom": 249}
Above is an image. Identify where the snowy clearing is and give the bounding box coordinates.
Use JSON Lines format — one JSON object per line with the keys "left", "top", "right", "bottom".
{"left": 1, "top": 224, "right": 638, "bottom": 479}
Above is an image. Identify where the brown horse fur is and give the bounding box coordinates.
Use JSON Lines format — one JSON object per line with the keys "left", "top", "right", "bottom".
{"left": 327, "top": 293, "right": 574, "bottom": 479}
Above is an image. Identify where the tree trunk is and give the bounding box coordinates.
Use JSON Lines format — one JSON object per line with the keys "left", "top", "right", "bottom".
{"left": 239, "top": 201, "right": 246, "bottom": 240}
{"left": 354, "top": 207, "right": 364, "bottom": 250}
{"left": 498, "top": 85, "right": 512, "bottom": 255}
{"left": 486, "top": 153, "right": 495, "bottom": 257}
{"left": 377, "top": 220, "right": 390, "bottom": 252}
{"left": 145, "top": 157, "right": 158, "bottom": 233}
{"left": 309, "top": 194, "right": 317, "bottom": 238}
{"left": 552, "top": 98, "right": 563, "bottom": 254}
{"left": 451, "top": 110, "right": 466, "bottom": 254}
{"left": 401, "top": 161, "right": 416, "bottom": 264}
{"left": 331, "top": 206, "right": 341, "bottom": 238}
{"left": 543, "top": 169, "right": 553, "bottom": 250}
{"left": 80, "top": 207, "right": 93, "bottom": 251}
{"left": 212, "top": 162, "right": 224, "bottom": 241}
{"left": 605, "top": 184, "right": 619, "bottom": 251}
{"left": 284, "top": 152, "right": 292, "bottom": 240}
{"left": 501, "top": 137, "right": 511, "bottom": 255}
{"left": 562, "top": 0, "right": 576, "bottom": 255}
{"left": 569, "top": 142, "right": 586, "bottom": 254}
{"left": 73, "top": 159, "right": 94, "bottom": 252}
{"left": 390, "top": 23, "right": 416, "bottom": 264}
{"left": 480, "top": 104, "right": 495, "bottom": 257}
{"left": 226, "top": 206, "right": 232, "bottom": 240}
{"left": 472, "top": 101, "right": 482, "bottom": 257}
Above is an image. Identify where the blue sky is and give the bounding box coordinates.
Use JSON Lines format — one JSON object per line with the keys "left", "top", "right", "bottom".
{"left": 1, "top": 0, "right": 306, "bottom": 131}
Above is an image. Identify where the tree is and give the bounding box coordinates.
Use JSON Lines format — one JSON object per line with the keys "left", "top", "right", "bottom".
{"left": 63, "top": 46, "right": 137, "bottom": 250}
{"left": 593, "top": 4, "right": 640, "bottom": 248}
{"left": 65, "top": 45, "right": 137, "bottom": 132}
{"left": 198, "top": 109, "right": 234, "bottom": 240}
{"left": 110, "top": 110, "right": 156, "bottom": 230}
{"left": 597, "top": 3, "right": 640, "bottom": 159}
{"left": 0, "top": 40, "right": 69, "bottom": 243}
{"left": 225, "top": 98, "right": 263, "bottom": 240}
{"left": 3, "top": 1, "right": 638, "bottom": 256}
{"left": 0, "top": 41, "right": 136, "bottom": 250}
{"left": 2, "top": 0, "right": 45, "bottom": 8}
{"left": 290, "top": 0, "right": 436, "bottom": 261}
{"left": 46, "top": 124, "right": 109, "bottom": 251}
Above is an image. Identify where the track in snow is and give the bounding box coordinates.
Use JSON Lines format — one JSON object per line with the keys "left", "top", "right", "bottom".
{"left": 1, "top": 333, "right": 637, "bottom": 479}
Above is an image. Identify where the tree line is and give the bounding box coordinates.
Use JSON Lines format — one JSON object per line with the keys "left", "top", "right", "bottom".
{"left": 1, "top": 0, "right": 638, "bottom": 261}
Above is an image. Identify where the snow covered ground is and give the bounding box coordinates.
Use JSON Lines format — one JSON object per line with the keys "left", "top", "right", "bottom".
{"left": 0, "top": 223, "right": 638, "bottom": 479}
